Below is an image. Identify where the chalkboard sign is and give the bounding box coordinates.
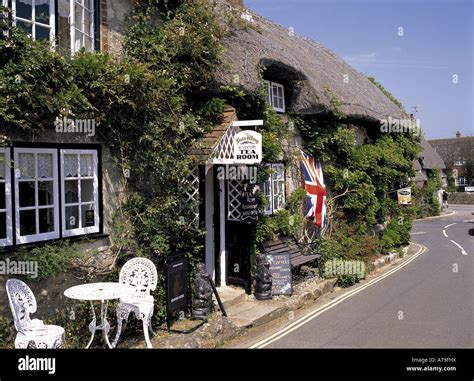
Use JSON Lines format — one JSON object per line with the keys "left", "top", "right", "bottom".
{"left": 166, "top": 256, "right": 188, "bottom": 313}
{"left": 266, "top": 252, "right": 292, "bottom": 295}
{"left": 240, "top": 183, "right": 259, "bottom": 223}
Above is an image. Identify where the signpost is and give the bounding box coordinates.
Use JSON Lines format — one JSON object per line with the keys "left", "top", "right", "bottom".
{"left": 266, "top": 252, "right": 292, "bottom": 295}
{"left": 166, "top": 255, "right": 188, "bottom": 331}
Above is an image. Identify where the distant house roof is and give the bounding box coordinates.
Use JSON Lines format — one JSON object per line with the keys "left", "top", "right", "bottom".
{"left": 428, "top": 136, "right": 474, "bottom": 167}
{"left": 211, "top": 0, "right": 405, "bottom": 123}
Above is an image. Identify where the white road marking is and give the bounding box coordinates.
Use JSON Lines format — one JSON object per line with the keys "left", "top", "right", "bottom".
{"left": 411, "top": 232, "right": 426, "bottom": 235}
{"left": 250, "top": 243, "right": 428, "bottom": 349}
{"left": 444, "top": 223, "right": 457, "bottom": 229}
{"left": 443, "top": 230, "right": 448, "bottom": 238}
{"left": 450, "top": 240, "right": 468, "bottom": 255}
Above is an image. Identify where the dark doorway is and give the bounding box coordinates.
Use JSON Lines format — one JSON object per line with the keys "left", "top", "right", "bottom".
{"left": 225, "top": 215, "right": 252, "bottom": 294}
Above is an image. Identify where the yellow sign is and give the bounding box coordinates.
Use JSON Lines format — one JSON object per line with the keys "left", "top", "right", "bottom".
{"left": 397, "top": 187, "right": 412, "bottom": 205}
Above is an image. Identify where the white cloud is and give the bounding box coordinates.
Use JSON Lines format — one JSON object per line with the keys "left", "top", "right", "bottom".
{"left": 344, "top": 52, "right": 377, "bottom": 64}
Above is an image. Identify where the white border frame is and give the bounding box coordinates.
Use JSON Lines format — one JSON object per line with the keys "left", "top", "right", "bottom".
{"left": 14, "top": 148, "right": 60, "bottom": 244}
{"left": 60, "top": 149, "right": 99, "bottom": 237}
{"left": 0, "top": 149, "right": 13, "bottom": 247}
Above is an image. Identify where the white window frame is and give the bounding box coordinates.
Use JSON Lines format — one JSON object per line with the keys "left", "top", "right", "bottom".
{"left": 60, "top": 149, "right": 99, "bottom": 237}
{"left": 14, "top": 148, "right": 60, "bottom": 244}
{"left": 0, "top": 149, "right": 13, "bottom": 247}
{"left": 455, "top": 177, "right": 467, "bottom": 186}
{"left": 4, "top": 0, "right": 56, "bottom": 42}
{"left": 264, "top": 80, "right": 286, "bottom": 113}
{"left": 70, "top": 0, "right": 95, "bottom": 54}
{"left": 263, "top": 163, "right": 285, "bottom": 215}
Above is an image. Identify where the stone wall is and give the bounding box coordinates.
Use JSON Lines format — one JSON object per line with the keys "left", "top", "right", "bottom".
{"left": 448, "top": 192, "right": 474, "bottom": 205}
{"left": 101, "top": 0, "right": 134, "bottom": 56}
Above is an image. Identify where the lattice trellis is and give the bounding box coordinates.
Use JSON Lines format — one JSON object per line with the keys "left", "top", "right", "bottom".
{"left": 209, "top": 125, "right": 241, "bottom": 164}
{"left": 227, "top": 178, "right": 243, "bottom": 221}
{"left": 183, "top": 168, "right": 200, "bottom": 226}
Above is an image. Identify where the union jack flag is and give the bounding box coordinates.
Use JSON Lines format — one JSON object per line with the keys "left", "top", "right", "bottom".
{"left": 300, "top": 150, "right": 327, "bottom": 228}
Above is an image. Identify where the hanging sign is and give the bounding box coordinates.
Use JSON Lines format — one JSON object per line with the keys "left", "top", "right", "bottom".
{"left": 397, "top": 187, "right": 412, "bottom": 205}
{"left": 233, "top": 130, "right": 262, "bottom": 164}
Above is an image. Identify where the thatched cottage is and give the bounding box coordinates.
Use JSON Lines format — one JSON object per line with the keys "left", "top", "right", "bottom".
{"left": 1, "top": 0, "right": 410, "bottom": 295}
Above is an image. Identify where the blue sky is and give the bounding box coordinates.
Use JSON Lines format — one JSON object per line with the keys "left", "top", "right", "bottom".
{"left": 246, "top": 0, "right": 473, "bottom": 139}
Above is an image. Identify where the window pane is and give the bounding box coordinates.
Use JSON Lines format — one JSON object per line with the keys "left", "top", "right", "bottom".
{"left": 19, "top": 181, "right": 35, "bottom": 207}
{"left": 74, "top": 4, "right": 83, "bottom": 32}
{"left": 18, "top": 153, "right": 35, "bottom": 178}
{"left": 19, "top": 209, "right": 36, "bottom": 236}
{"left": 0, "top": 183, "right": 5, "bottom": 210}
{"left": 84, "top": 35, "right": 93, "bottom": 52}
{"left": 57, "top": 0, "right": 71, "bottom": 54}
{"left": 82, "top": 204, "right": 95, "bottom": 227}
{"left": 39, "top": 208, "right": 54, "bottom": 233}
{"left": 74, "top": 30, "right": 83, "bottom": 51}
{"left": 0, "top": 212, "right": 6, "bottom": 239}
{"left": 37, "top": 153, "right": 53, "bottom": 178}
{"left": 16, "top": 20, "right": 32, "bottom": 35}
{"left": 80, "top": 154, "right": 94, "bottom": 177}
{"left": 35, "top": 25, "right": 50, "bottom": 41}
{"left": 0, "top": 153, "right": 5, "bottom": 180}
{"left": 16, "top": 0, "right": 32, "bottom": 20}
{"left": 64, "top": 154, "right": 78, "bottom": 177}
{"left": 84, "top": 0, "right": 91, "bottom": 9}
{"left": 38, "top": 181, "right": 54, "bottom": 206}
{"left": 35, "top": 1, "right": 50, "bottom": 24}
{"left": 65, "top": 180, "right": 79, "bottom": 203}
{"left": 84, "top": 9, "right": 91, "bottom": 35}
{"left": 80, "top": 179, "right": 94, "bottom": 202}
{"left": 65, "top": 205, "right": 79, "bottom": 230}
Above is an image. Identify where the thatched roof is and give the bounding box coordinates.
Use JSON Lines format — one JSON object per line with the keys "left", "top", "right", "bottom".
{"left": 428, "top": 136, "right": 474, "bottom": 167}
{"left": 417, "top": 139, "right": 446, "bottom": 170}
{"left": 211, "top": 0, "right": 405, "bottom": 122}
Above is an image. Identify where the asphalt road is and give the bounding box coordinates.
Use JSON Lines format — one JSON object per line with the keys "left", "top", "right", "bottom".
{"left": 264, "top": 205, "right": 474, "bottom": 348}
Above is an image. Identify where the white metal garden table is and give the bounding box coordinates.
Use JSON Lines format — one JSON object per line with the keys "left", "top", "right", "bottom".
{"left": 64, "top": 282, "right": 135, "bottom": 349}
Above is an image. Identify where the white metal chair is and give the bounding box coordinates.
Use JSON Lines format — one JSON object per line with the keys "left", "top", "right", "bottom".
{"left": 112, "top": 257, "right": 158, "bottom": 348}
{"left": 6, "top": 278, "right": 65, "bottom": 349}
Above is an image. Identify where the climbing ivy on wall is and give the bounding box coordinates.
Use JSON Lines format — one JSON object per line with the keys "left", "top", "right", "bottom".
{"left": 0, "top": 0, "right": 226, "bottom": 327}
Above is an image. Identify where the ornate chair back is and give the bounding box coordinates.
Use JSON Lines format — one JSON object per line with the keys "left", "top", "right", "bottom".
{"left": 6, "top": 279, "right": 37, "bottom": 333}
{"left": 119, "top": 258, "right": 158, "bottom": 302}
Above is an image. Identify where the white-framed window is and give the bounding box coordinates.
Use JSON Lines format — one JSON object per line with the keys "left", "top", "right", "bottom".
{"left": 4, "top": 0, "right": 56, "bottom": 42}
{"left": 0, "top": 149, "right": 13, "bottom": 246}
{"left": 262, "top": 164, "right": 285, "bottom": 215}
{"left": 60, "top": 149, "right": 99, "bottom": 237}
{"left": 455, "top": 177, "right": 467, "bottom": 186}
{"left": 5, "top": 0, "right": 95, "bottom": 53}
{"left": 264, "top": 80, "right": 286, "bottom": 113}
{"left": 55, "top": 0, "right": 95, "bottom": 53}
{"left": 14, "top": 148, "right": 60, "bottom": 244}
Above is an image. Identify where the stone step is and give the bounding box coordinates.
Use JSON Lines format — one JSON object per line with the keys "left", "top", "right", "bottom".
{"left": 214, "top": 286, "right": 247, "bottom": 310}
{"left": 225, "top": 301, "right": 286, "bottom": 329}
